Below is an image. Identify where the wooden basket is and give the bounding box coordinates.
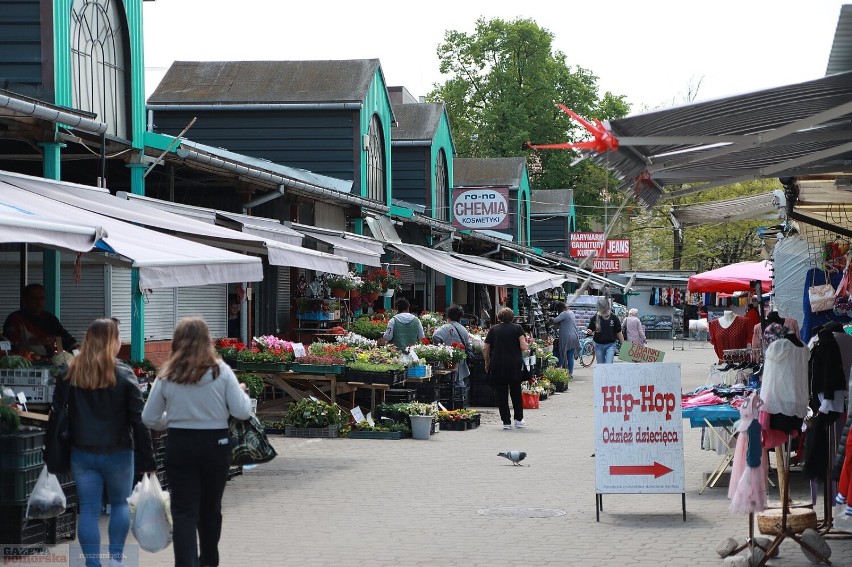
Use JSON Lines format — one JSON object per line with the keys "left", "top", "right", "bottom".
{"left": 757, "top": 507, "right": 817, "bottom": 535}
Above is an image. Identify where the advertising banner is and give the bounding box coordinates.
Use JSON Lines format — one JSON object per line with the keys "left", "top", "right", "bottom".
{"left": 605, "top": 239, "right": 630, "bottom": 258}
{"left": 594, "top": 363, "right": 684, "bottom": 494}
{"left": 569, "top": 232, "right": 605, "bottom": 257}
{"left": 452, "top": 187, "right": 510, "bottom": 230}
{"left": 592, "top": 259, "right": 621, "bottom": 272}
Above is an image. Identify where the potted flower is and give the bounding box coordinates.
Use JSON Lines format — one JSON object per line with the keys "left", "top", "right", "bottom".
{"left": 236, "top": 335, "right": 294, "bottom": 372}
{"left": 283, "top": 397, "right": 344, "bottom": 438}
{"left": 368, "top": 269, "right": 403, "bottom": 296}
{"left": 291, "top": 353, "right": 347, "bottom": 374}
{"left": 215, "top": 338, "right": 246, "bottom": 365}
{"left": 345, "top": 421, "right": 409, "bottom": 440}
{"left": 521, "top": 379, "right": 544, "bottom": 409}
{"left": 350, "top": 316, "right": 388, "bottom": 340}
{"left": 359, "top": 277, "right": 383, "bottom": 302}
{"left": 324, "top": 271, "right": 362, "bottom": 299}
{"left": 543, "top": 366, "right": 571, "bottom": 392}
{"left": 401, "top": 401, "right": 437, "bottom": 440}
{"left": 236, "top": 373, "right": 265, "bottom": 398}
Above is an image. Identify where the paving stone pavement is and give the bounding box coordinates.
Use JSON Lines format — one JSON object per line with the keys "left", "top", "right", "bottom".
{"left": 111, "top": 339, "right": 852, "bottom": 565}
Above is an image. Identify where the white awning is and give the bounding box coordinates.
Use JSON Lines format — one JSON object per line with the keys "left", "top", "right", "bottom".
{"left": 0, "top": 208, "right": 108, "bottom": 253}
{"left": 216, "top": 211, "right": 303, "bottom": 247}
{"left": 0, "top": 171, "right": 347, "bottom": 275}
{"left": 291, "top": 224, "right": 383, "bottom": 266}
{"left": 392, "top": 243, "right": 567, "bottom": 294}
{"left": 0, "top": 174, "right": 262, "bottom": 288}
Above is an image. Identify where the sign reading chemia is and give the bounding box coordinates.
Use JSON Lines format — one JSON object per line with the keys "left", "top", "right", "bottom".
{"left": 452, "top": 187, "right": 510, "bottom": 230}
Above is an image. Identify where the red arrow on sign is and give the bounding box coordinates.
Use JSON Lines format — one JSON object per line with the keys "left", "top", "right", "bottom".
{"left": 609, "top": 462, "right": 673, "bottom": 479}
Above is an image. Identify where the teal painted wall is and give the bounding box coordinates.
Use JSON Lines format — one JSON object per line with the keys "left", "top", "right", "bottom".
{"left": 430, "top": 110, "right": 455, "bottom": 219}
{"left": 518, "top": 165, "right": 531, "bottom": 246}
{"left": 362, "top": 69, "right": 395, "bottom": 203}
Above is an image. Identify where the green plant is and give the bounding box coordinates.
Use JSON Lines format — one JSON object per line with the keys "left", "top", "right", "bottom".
{"left": 283, "top": 398, "right": 345, "bottom": 428}
{"left": 345, "top": 360, "right": 404, "bottom": 373}
{"left": 400, "top": 402, "right": 437, "bottom": 417}
{"left": 236, "top": 373, "right": 264, "bottom": 398}
{"left": 543, "top": 366, "right": 572, "bottom": 387}
{"left": 0, "top": 404, "right": 20, "bottom": 433}
{"left": 237, "top": 349, "right": 293, "bottom": 364}
{"left": 350, "top": 317, "right": 388, "bottom": 340}
{"left": 358, "top": 278, "right": 382, "bottom": 294}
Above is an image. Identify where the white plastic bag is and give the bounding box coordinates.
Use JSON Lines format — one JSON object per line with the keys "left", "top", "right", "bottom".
{"left": 128, "top": 473, "right": 172, "bottom": 552}
{"left": 26, "top": 466, "right": 66, "bottom": 519}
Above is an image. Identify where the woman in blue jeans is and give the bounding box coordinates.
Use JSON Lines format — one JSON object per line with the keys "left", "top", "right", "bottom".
{"left": 64, "top": 319, "right": 155, "bottom": 567}
{"left": 586, "top": 297, "right": 624, "bottom": 364}
{"left": 143, "top": 317, "right": 252, "bottom": 567}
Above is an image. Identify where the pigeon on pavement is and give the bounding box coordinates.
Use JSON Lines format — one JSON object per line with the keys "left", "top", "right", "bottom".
{"left": 498, "top": 451, "right": 527, "bottom": 466}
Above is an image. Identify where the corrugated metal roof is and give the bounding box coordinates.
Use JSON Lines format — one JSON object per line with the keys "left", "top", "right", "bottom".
{"left": 453, "top": 157, "right": 525, "bottom": 188}
{"left": 591, "top": 70, "right": 852, "bottom": 207}
{"left": 390, "top": 103, "right": 443, "bottom": 142}
{"left": 671, "top": 192, "right": 781, "bottom": 226}
{"left": 148, "top": 60, "right": 381, "bottom": 104}
{"left": 827, "top": 5, "right": 852, "bottom": 75}
{"left": 531, "top": 189, "right": 573, "bottom": 215}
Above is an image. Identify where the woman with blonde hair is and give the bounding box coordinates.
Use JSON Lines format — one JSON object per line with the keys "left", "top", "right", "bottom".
{"left": 142, "top": 316, "right": 251, "bottom": 567}
{"left": 62, "top": 318, "right": 154, "bottom": 567}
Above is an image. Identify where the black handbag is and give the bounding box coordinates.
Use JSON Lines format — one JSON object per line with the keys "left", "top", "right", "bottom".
{"left": 44, "top": 379, "right": 71, "bottom": 475}
{"left": 229, "top": 414, "right": 277, "bottom": 466}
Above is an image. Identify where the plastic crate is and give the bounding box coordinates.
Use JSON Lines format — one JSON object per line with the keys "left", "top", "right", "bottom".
{"left": 343, "top": 369, "right": 404, "bottom": 386}
{"left": 10, "top": 384, "right": 55, "bottom": 404}
{"left": 0, "top": 430, "right": 46, "bottom": 453}
{"left": 347, "top": 431, "right": 404, "bottom": 440}
{"left": 0, "top": 464, "right": 43, "bottom": 504}
{"left": 0, "top": 368, "right": 53, "bottom": 387}
{"left": 0, "top": 504, "right": 48, "bottom": 545}
{"left": 405, "top": 365, "right": 431, "bottom": 378}
{"left": 290, "top": 363, "right": 345, "bottom": 375}
{"left": 47, "top": 509, "right": 76, "bottom": 544}
{"left": 0, "top": 448, "right": 43, "bottom": 471}
{"left": 385, "top": 389, "right": 416, "bottom": 404}
{"left": 284, "top": 425, "right": 339, "bottom": 438}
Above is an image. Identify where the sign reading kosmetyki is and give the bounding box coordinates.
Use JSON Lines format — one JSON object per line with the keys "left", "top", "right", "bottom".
{"left": 594, "top": 363, "right": 684, "bottom": 494}
{"left": 451, "top": 186, "right": 510, "bottom": 230}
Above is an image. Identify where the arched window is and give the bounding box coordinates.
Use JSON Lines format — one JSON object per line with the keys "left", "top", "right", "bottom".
{"left": 433, "top": 149, "right": 448, "bottom": 221}
{"left": 70, "top": 0, "right": 129, "bottom": 139}
{"left": 365, "top": 114, "right": 386, "bottom": 203}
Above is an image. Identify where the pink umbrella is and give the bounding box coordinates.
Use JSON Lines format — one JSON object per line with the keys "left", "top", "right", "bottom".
{"left": 687, "top": 261, "right": 773, "bottom": 294}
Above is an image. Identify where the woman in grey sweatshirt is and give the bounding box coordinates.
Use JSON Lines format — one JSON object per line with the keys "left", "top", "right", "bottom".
{"left": 142, "top": 316, "right": 251, "bottom": 567}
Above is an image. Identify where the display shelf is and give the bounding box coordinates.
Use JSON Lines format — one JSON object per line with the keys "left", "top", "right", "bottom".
{"left": 295, "top": 297, "right": 351, "bottom": 342}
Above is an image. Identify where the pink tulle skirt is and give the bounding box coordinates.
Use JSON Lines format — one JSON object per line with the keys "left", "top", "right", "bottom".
{"left": 728, "top": 432, "right": 769, "bottom": 499}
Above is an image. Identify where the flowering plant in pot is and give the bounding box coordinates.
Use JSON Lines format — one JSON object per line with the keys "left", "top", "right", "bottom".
{"left": 294, "top": 354, "right": 346, "bottom": 366}
{"left": 283, "top": 398, "right": 344, "bottom": 428}
{"left": 368, "top": 269, "right": 403, "bottom": 292}
{"left": 350, "top": 316, "right": 388, "bottom": 340}
{"left": 215, "top": 338, "right": 246, "bottom": 361}
{"left": 324, "top": 271, "right": 362, "bottom": 297}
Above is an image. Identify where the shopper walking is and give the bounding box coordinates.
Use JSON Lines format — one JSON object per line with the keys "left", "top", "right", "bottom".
{"left": 549, "top": 301, "right": 580, "bottom": 377}
{"left": 431, "top": 304, "right": 471, "bottom": 385}
{"left": 483, "top": 307, "right": 530, "bottom": 430}
{"left": 623, "top": 308, "right": 647, "bottom": 345}
{"left": 142, "top": 317, "right": 252, "bottom": 567}
{"left": 62, "top": 318, "right": 155, "bottom": 567}
{"left": 586, "top": 297, "right": 624, "bottom": 364}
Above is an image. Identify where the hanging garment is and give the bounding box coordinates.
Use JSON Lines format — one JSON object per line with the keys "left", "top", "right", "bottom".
{"left": 649, "top": 288, "right": 656, "bottom": 306}
{"left": 809, "top": 328, "right": 847, "bottom": 401}
{"left": 708, "top": 316, "right": 751, "bottom": 362}
{"left": 802, "top": 411, "right": 843, "bottom": 481}
{"left": 761, "top": 337, "right": 809, "bottom": 418}
{"left": 730, "top": 393, "right": 768, "bottom": 513}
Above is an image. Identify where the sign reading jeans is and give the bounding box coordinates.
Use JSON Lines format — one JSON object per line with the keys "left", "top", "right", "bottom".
{"left": 594, "top": 363, "right": 684, "bottom": 495}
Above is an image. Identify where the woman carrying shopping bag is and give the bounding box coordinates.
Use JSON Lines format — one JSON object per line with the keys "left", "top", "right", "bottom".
{"left": 63, "top": 318, "right": 155, "bottom": 567}
{"left": 142, "top": 316, "right": 252, "bottom": 567}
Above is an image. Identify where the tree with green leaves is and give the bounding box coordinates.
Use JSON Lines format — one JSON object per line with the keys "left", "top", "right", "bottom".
{"left": 427, "top": 17, "right": 629, "bottom": 230}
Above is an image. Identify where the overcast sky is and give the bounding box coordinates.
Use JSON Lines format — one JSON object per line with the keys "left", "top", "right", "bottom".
{"left": 143, "top": 0, "right": 848, "bottom": 113}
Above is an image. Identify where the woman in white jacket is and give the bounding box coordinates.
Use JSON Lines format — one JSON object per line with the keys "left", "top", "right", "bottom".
{"left": 142, "top": 317, "right": 251, "bottom": 567}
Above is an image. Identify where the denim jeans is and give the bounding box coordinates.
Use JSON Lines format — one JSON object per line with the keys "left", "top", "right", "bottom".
{"left": 563, "top": 349, "right": 575, "bottom": 375}
{"left": 165, "top": 428, "right": 231, "bottom": 567}
{"left": 594, "top": 342, "right": 617, "bottom": 364}
{"left": 71, "top": 447, "right": 134, "bottom": 567}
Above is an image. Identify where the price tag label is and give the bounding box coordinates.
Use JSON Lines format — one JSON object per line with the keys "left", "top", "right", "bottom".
{"left": 16, "top": 392, "right": 27, "bottom": 410}
{"left": 350, "top": 407, "right": 366, "bottom": 423}
{"left": 292, "top": 343, "right": 307, "bottom": 358}
{"left": 366, "top": 412, "right": 375, "bottom": 427}
{"left": 437, "top": 402, "right": 448, "bottom": 411}
{"left": 0, "top": 341, "right": 11, "bottom": 351}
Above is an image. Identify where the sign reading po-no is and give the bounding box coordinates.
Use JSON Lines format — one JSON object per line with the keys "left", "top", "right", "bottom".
{"left": 451, "top": 187, "right": 510, "bottom": 230}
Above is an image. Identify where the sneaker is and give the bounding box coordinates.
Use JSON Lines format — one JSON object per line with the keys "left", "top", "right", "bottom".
{"left": 514, "top": 419, "right": 526, "bottom": 429}
{"left": 837, "top": 494, "right": 847, "bottom": 506}
{"left": 502, "top": 424, "right": 512, "bottom": 430}
{"left": 109, "top": 560, "right": 125, "bottom": 567}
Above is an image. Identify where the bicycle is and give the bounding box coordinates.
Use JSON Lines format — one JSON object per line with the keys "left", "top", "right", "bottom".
{"left": 578, "top": 336, "right": 595, "bottom": 368}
